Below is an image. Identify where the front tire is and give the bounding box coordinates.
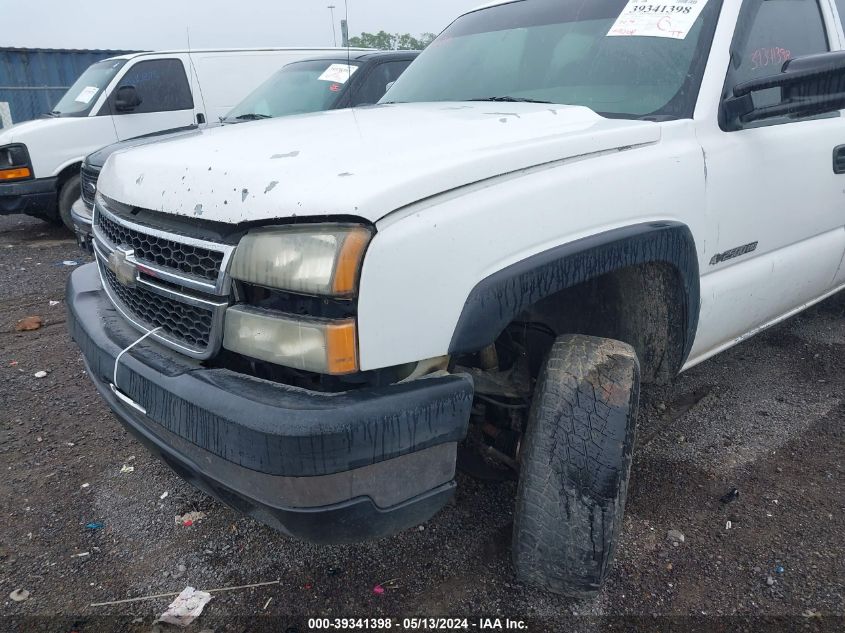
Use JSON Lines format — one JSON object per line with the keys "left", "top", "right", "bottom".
{"left": 58, "top": 174, "right": 81, "bottom": 231}
{"left": 512, "top": 334, "right": 640, "bottom": 597}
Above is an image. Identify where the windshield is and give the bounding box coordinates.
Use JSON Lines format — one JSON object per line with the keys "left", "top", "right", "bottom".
{"left": 383, "top": 0, "right": 722, "bottom": 119}
{"left": 51, "top": 59, "right": 127, "bottom": 117}
{"left": 225, "top": 59, "right": 362, "bottom": 122}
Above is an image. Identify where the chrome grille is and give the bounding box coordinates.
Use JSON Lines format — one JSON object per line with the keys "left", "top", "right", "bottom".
{"left": 80, "top": 165, "right": 100, "bottom": 211}
{"left": 96, "top": 211, "right": 224, "bottom": 282}
{"left": 99, "top": 261, "right": 215, "bottom": 348}
{"left": 92, "top": 196, "right": 234, "bottom": 359}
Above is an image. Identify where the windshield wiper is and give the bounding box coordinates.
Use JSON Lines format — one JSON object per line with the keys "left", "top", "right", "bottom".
{"left": 232, "top": 113, "right": 272, "bottom": 121}
{"left": 469, "top": 96, "right": 552, "bottom": 104}
{"left": 45, "top": 110, "right": 61, "bottom": 118}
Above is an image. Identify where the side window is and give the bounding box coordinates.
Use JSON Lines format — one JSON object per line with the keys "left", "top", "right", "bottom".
{"left": 838, "top": 1, "right": 845, "bottom": 29}
{"left": 350, "top": 61, "right": 412, "bottom": 106}
{"left": 727, "top": 0, "right": 829, "bottom": 105}
{"left": 110, "top": 59, "right": 193, "bottom": 114}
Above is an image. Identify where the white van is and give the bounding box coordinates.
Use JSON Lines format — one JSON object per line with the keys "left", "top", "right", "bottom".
{"left": 0, "top": 47, "right": 363, "bottom": 228}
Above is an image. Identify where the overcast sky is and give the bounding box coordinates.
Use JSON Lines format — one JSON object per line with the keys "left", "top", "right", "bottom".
{"left": 1, "top": 0, "right": 485, "bottom": 51}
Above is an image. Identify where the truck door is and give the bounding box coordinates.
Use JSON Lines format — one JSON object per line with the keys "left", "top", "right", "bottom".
{"left": 100, "top": 58, "right": 195, "bottom": 141}
{"left": 691, "top": 0, "right": 845, "bottom": 359}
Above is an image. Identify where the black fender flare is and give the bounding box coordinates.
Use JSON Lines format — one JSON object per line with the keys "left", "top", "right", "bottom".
{"left": 448, "top": 221, "right": 701, "bottom": 368}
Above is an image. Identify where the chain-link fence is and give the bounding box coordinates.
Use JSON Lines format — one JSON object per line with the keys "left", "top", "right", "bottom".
{"left": 0, "top": 48, "right": 134, "bottom": 128}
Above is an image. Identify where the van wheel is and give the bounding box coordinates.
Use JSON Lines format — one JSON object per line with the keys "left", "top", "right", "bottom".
{"left": 58, "top": 174, "right": 81, "bottom": 231}
{"left": 512, "top": 334, "right": 639, "bottom": 597}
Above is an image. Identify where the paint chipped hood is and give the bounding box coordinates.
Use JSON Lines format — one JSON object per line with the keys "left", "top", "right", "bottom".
{"left": 97, "top": 102, "right": 661, "bottom": 224}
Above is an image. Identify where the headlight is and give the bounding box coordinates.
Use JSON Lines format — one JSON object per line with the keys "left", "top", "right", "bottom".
{"left": 223, "top": 306, "right": 358, "bottom": 374}
{"left": 0, "top": 144, "right": 32, "bottom": 181}
{"left": 225, "top": 223, "right": 371, "bottom": 374}
{"left": 229, "top": 224, "right": 371, "bottom": 297}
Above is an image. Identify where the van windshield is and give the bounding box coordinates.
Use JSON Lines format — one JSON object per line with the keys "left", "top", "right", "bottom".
{"left": 224, "top": 59, "right": 361, "bottom": 122}
{"left": 51, "top": 59, "right": 127, "bottom": 117}
{"left": 383, "top": 0, "right": 722, "bottom": 119}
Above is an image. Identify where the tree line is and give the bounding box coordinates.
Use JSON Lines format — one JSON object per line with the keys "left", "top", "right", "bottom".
{"left": 348, "top": 31, "right": 437, "bottom": 51}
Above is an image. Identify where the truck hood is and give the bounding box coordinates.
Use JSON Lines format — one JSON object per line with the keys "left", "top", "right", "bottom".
{"left": 0, "top": 116, "right": 86, "bottom": 145}
{"left": 86, "top": 125, "right": 205, "bottom": 170}
{"left": 98, "top": 102, "right": 661, "bottom": 224}
{"left": 0, "top": 116, "right": 122, "bottom": 179}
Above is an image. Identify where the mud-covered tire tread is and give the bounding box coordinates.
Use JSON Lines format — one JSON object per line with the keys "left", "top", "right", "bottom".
{"left": 512, "top": 334, "right": 640, "bottom": 597}
{"left": 58, "top": 174, "right": 80, "bottom": 231}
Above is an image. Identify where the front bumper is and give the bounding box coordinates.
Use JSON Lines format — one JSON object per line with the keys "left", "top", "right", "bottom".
{"left": 0, "top": 176, "right": 57, "bottom": 217}
{"left": 71, "top": 197, "right": 93, "bottom": 252}
{"left": 67, "top": 263, "right": 474, "bottom": 543}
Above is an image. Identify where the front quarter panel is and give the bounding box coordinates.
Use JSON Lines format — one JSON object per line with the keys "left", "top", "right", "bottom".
{"left": 357, "top": 122, "right": 706, "bottom": 371}
{"left": 0, "top": 117, "right": 119, "bottom": 178}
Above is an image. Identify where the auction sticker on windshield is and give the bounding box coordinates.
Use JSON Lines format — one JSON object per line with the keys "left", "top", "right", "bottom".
{"left": 318, "top": 64, "right": 358, "bottom": 84}
{"left": 74, "top": 86, "right": 99, "bottom": 104}
{"left": 607, "top": 0, "right": 710, "bottom": 39}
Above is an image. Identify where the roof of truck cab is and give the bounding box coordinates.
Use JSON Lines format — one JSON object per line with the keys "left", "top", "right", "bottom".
{"left": 104, "top": 47, "right": 374, "bottom": 62}
{"left": 469, "top": 0, "right": 521, "bottom": 14}
{"left": 296, "top": 50, "right": 421, "bottom": 64}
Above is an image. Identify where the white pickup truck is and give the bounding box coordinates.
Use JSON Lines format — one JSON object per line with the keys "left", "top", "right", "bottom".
{"left": 67, "top": 0, "right": 845, "bottom": 596}
{"left": 0, "top": 48, "right": 358, "bottom": 229}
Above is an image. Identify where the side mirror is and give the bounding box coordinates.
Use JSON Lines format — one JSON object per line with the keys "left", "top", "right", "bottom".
{"left": 114, "top": 85, "right": 142, "bottom": 112}
{"left": 723, "top": 50, "right": 845, "bottom": 129}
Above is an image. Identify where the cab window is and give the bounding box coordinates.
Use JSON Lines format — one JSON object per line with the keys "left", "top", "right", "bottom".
{"left": 350, "top": 60, "right": 413, "bottom": 106}
{"left": 108, "top": 59, "right": 193, "bottom": 114}
{"left": 726, "top": 0, "right": 829, "bottom": 111}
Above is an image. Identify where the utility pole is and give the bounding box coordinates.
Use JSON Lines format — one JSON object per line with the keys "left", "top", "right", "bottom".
{"left": 327, "top": 5, "right": 337, "bottom": 47}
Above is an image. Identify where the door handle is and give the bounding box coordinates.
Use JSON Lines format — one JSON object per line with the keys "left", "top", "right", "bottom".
{"left": 196, "top": 113, "right": 206, "bottom": 125}
{"left": 834, "top": 145, "right": 845, "bottom": 174}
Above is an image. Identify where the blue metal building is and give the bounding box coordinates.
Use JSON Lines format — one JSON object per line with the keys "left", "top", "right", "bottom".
{"left": 0, "top": 48, "right": 136, "bottom": 128}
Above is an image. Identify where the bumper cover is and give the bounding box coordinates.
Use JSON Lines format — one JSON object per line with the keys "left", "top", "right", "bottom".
{"left": 71, "top": 197, "right": 93, "bottom": 252}
{"left": 0, "top": 176, "right": 57, "bottom": 216}
{"left": 67, "top": 263, "right": 474, "bottom": 543}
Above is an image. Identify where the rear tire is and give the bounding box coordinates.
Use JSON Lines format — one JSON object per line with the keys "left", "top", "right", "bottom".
{"left": 512, "top": 334, "right": 640, "bottom": 597}
{"left": 58, "top": 174, "right": 80, "bottom": 231}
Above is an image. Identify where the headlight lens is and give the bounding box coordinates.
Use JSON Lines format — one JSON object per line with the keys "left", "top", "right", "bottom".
{"left": 0, "top": 144, "right": 32, "bottom": 181}
{"left": 229, "top": 224, "right": 371, "bottom": 297}
{"left": 223, "top": 306, "right": 358, "bottom": 374}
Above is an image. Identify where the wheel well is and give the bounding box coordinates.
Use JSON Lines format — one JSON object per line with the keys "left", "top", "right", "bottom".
{"left": 449, "top": 222, "right": 700, "bottom": 384}
{"left": 510, "top": 262, "right": 687, "bottom": 384}
{"left": 55, "top": 162, "right": 81, "bottom": 193}
{"left": 453, "top": 262, "right": 683, "bottom": 477}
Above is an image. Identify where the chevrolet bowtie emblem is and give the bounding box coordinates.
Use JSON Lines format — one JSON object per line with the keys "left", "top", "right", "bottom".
{"left": 107, "top": 248, "right": 138, "bottom": 287}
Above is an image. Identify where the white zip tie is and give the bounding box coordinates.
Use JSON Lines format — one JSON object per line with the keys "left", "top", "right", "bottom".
{"left": 113, "top": 327, "right": 163, "bottom": 392}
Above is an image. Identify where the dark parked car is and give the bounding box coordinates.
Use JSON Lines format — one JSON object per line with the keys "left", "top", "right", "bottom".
{"left": 73, "top": 50, "right": 418, "bottom": 249}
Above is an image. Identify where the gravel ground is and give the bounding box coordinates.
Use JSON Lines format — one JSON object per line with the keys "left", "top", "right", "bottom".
{"left": 0, "top": 213, "right": 843, "bottom": 633}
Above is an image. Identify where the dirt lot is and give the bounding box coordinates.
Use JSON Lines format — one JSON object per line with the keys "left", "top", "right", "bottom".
{"left": 1, "top": 213, "right": 843, "bottom": 633}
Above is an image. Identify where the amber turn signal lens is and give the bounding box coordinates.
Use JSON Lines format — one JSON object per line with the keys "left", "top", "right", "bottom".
{"left": 0, "top": 167, "right": 31, "bottom": 181}
{"left": 332, "top": 228, "right": 371, "bottom": 295}
{"left": 325, "top": 319, "right": 359, "bottom": 374}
